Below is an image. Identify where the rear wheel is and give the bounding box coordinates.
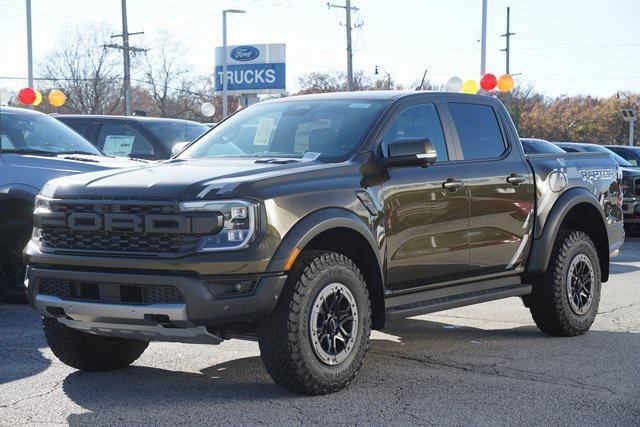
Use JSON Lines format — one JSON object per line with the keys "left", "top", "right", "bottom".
{"left": 258, "top": 250, "right": 371, "bottom": 395}
{"left": 525, "top": 230, "right": 601, "bottom": 337}
{"left": 43, "top": 317, "right": 149, "bottom": 371}
{"left": 0, "top": 218, "right": 31, "bottom": 303}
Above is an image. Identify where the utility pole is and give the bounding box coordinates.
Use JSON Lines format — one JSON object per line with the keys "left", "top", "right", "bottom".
{"left": 104, "top": 0, "right": 146, "bottom": 115}
{"left": 328, "top": 1, "right": 363, "bottom": 91}
{"left": 480, "top": 0, "right": 487, "bottom": 75}
{"left": 500, "top": 7, "right": 515, "bottom": 75}
{"left": 26, "top": 0, "right": 33, "bottom": 89}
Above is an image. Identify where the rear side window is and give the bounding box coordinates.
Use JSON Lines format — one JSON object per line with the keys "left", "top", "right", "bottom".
{"left": 449, "top": 103, "right": 505, "bottom": 160}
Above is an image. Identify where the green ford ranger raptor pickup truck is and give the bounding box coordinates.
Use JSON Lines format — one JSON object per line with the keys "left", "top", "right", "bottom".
{"left": 25, "top": 92, "right": 625, "bottom": 395}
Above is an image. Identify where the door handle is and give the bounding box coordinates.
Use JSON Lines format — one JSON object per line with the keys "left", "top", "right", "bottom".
{"left": 506, "top": 174, "right": 527, "bottom": 186}
{"left": 442, "top": 178, "right": 464, "bottom": 191}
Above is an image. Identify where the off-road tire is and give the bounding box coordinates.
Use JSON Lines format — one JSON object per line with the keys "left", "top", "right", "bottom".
{"left": 43, "top": 317, "right": 149, "bottom": 371}
{"left": 258, "top": 250, "right": 371, "bottom": 395}
{"left": 0, "top": 218, "right": 32, "bottom": 303}
{"left": 525, "top": 230, "right": 601, "bottom": 337}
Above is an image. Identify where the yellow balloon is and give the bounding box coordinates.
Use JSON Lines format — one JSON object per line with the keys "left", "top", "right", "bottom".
{"left": 462, "top": 79, "right": 479, "bottom": 94}
{"left": 33, "top": 90, "right": 42, "bottom": 106}
{"left": 497, "top": 74, "right": 514, "bottom": 92}
{"left": 48, "top": 89, "right": 66, "bottom": 107}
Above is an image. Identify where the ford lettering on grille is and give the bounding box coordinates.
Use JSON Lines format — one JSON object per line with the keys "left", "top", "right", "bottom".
{"left": 40, "top": 212, "right": 190, "bottom": 234}
{"left": 36, "top": 201, "right": 224, "bottom": 255}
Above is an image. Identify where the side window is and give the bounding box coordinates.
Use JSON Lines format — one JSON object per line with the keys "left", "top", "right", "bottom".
{"left": 449, "top": 103, "right": 505, "bottom": 160}
{"left": 96, "top": 123, "right": 155, "bottom": 158}
{"left": 382, "top": 103, "right": 448, "bottom": 162}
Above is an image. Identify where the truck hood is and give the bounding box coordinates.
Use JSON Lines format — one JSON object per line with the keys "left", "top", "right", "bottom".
{"left": 1, "top": 153, "right": 147, "bottom": 173}
{"left": 41, "top": 157, "right": 331, "bottom": 200}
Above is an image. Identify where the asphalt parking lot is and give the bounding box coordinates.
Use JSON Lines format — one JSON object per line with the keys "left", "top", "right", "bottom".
{"left": 1, "top": 240, "right": 639, "bottom": 426}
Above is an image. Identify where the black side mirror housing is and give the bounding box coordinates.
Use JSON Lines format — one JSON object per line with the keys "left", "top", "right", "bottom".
{"left": 381, "top": 137, "right": 437, "bottom": 168}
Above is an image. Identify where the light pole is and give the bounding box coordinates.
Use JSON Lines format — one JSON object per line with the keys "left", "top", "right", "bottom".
{"left": 26, "top": 0, "right": 33, "bottom": 90}
{"left": 374, "top": 65, "right": 391, "bottom": 90}
{"left": 480, "top": 0, "right": 487, "bottom": 75}
{"left": 222, "top": 9, "right": 245, "bottom": 119}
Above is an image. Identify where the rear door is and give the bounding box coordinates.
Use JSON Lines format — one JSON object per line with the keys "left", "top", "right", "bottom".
{"left": 446, "top": 100, "right": 534, "bottom": 275}
{"left": 379, "top": 97, "right": 471, "bottom": 291}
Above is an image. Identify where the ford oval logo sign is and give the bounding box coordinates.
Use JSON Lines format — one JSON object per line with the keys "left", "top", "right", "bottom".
{"left": 230, "top": 46, "right": 259, "bottom": 62}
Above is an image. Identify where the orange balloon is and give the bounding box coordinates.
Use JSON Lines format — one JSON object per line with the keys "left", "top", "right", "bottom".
{"left": 497, "top": 74, "right": 514, "bottom": 92}
{"left": 48, "top": 89, "right": 66, "bottom": 107}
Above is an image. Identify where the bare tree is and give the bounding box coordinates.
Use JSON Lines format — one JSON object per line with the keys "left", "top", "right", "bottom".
{"left": 38, "top": 26, "right": 122, "bottom": 114}
{"left": 296, "top": 71, "right": 374, "bottom": 94}
{"left": 142, "top": 33, "right": 191, "bottom": 117}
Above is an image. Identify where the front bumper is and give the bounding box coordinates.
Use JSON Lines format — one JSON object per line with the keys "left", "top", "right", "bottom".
{"left": 26, "top": 266, "right": 287, "bottom": 344}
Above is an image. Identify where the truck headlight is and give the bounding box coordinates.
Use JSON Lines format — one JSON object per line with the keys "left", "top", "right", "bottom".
{"left": 179, "top": 199, "right": 258, "bottom": 251}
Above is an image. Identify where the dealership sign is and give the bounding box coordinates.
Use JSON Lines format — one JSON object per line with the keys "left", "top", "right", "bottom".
{"left": 215, "top": 43, "right": 286, "bottom": 94}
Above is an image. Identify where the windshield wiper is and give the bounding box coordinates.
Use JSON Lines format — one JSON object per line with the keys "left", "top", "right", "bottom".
{"left": 254, "top": 158, "right": 301, "bottom": 164}
{"left": 57, "top": 151, "right": 100, "bottom": 156}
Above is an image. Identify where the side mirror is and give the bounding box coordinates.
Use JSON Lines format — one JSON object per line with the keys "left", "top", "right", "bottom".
{"left": 381, "top": 137, "right": 437, "bottom": 168}
{"left": 171, "top": 141, "right": 190, "bottom": 157}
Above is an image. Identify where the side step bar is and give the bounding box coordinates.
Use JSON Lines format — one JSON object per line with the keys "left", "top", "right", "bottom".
{"left": 386, "top": 277, "right": 531, "bottom": 319}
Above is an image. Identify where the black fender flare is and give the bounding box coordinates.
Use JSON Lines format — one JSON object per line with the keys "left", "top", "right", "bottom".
{"left": 0, "top": 184, "right": 39, "bottom": 222}
{"left": 267, "top": 207, "right": 383, "bottom": 277}
{"left": 527, "top": 187, "right": 609, "bottom": 279}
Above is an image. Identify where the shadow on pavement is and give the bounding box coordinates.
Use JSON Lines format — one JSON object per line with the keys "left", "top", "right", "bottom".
{"left": 0, "top": 304, "right": 50, "bottom": 385}
{"left": 610, "top": 262, "right": 640, "bottom": 274}
{"left": 60, "top": 316, "right": 640, "bottom": 425}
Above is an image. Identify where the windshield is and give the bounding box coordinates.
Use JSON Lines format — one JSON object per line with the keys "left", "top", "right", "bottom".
{"left": 521, "top": 138, "right": 565, "bottom": 154}
{"left": 0, "top": 110, "right": 102, "bottom": 155}
{"left": 578, "top": 144, "right": 634, "bottom": 167}
{"left": 145, "top": 121, "right": 209, "bottom": 151}
{"left": 179, "top": 99, "right": 387, "bottom": 160}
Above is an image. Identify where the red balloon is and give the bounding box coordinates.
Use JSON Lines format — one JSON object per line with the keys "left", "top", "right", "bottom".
{"left": 480, "top": 74, "right": 497, "bottom": 91}
{"left": 18, "top": 87, "right": 36, "bottom": 105}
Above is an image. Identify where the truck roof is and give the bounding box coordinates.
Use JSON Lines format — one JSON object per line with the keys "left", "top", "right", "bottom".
{"left": 263, "top": 91, "right": 496, "bottom": 104}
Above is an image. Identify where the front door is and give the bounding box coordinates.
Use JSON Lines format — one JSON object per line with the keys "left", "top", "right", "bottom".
{"left": 378, "top": 101, "right": 470, "bottom": 292}
{"left": 447, "top": 101, "right": 534, "bottom": 275}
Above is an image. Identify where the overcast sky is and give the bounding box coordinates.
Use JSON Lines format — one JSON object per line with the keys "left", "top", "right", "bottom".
{"left": 2, "top": 0, "right": 639, "bottom": 98}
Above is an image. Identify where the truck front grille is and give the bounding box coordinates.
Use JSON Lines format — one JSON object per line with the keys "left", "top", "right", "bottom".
{"left": 39, "top": 279, "right": 185, "bottom": 304}
{"left": 37, "top": 199, "right": 202, "bottom": 257}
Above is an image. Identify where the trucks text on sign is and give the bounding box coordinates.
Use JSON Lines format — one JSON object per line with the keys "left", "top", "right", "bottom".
{"left": 215, "top": 44, "right": 286, "bottom": 94}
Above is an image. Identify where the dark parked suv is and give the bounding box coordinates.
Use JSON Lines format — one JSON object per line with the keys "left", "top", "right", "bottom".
{"left": 55, "top": 115, "right": 208, "bottom": 160}
{"left": 26, "top": 92, "right": 624, "bottom": 394}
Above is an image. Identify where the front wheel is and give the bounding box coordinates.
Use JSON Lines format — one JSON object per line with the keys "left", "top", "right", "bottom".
{"left": 258, "top": 250, "right": 371, "bottom": 395}
{"left": 43, "top": 317, "right": 149, "bottom": 371}
{"left": 525, "top": 230, "right": 601, "bottom": 337}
